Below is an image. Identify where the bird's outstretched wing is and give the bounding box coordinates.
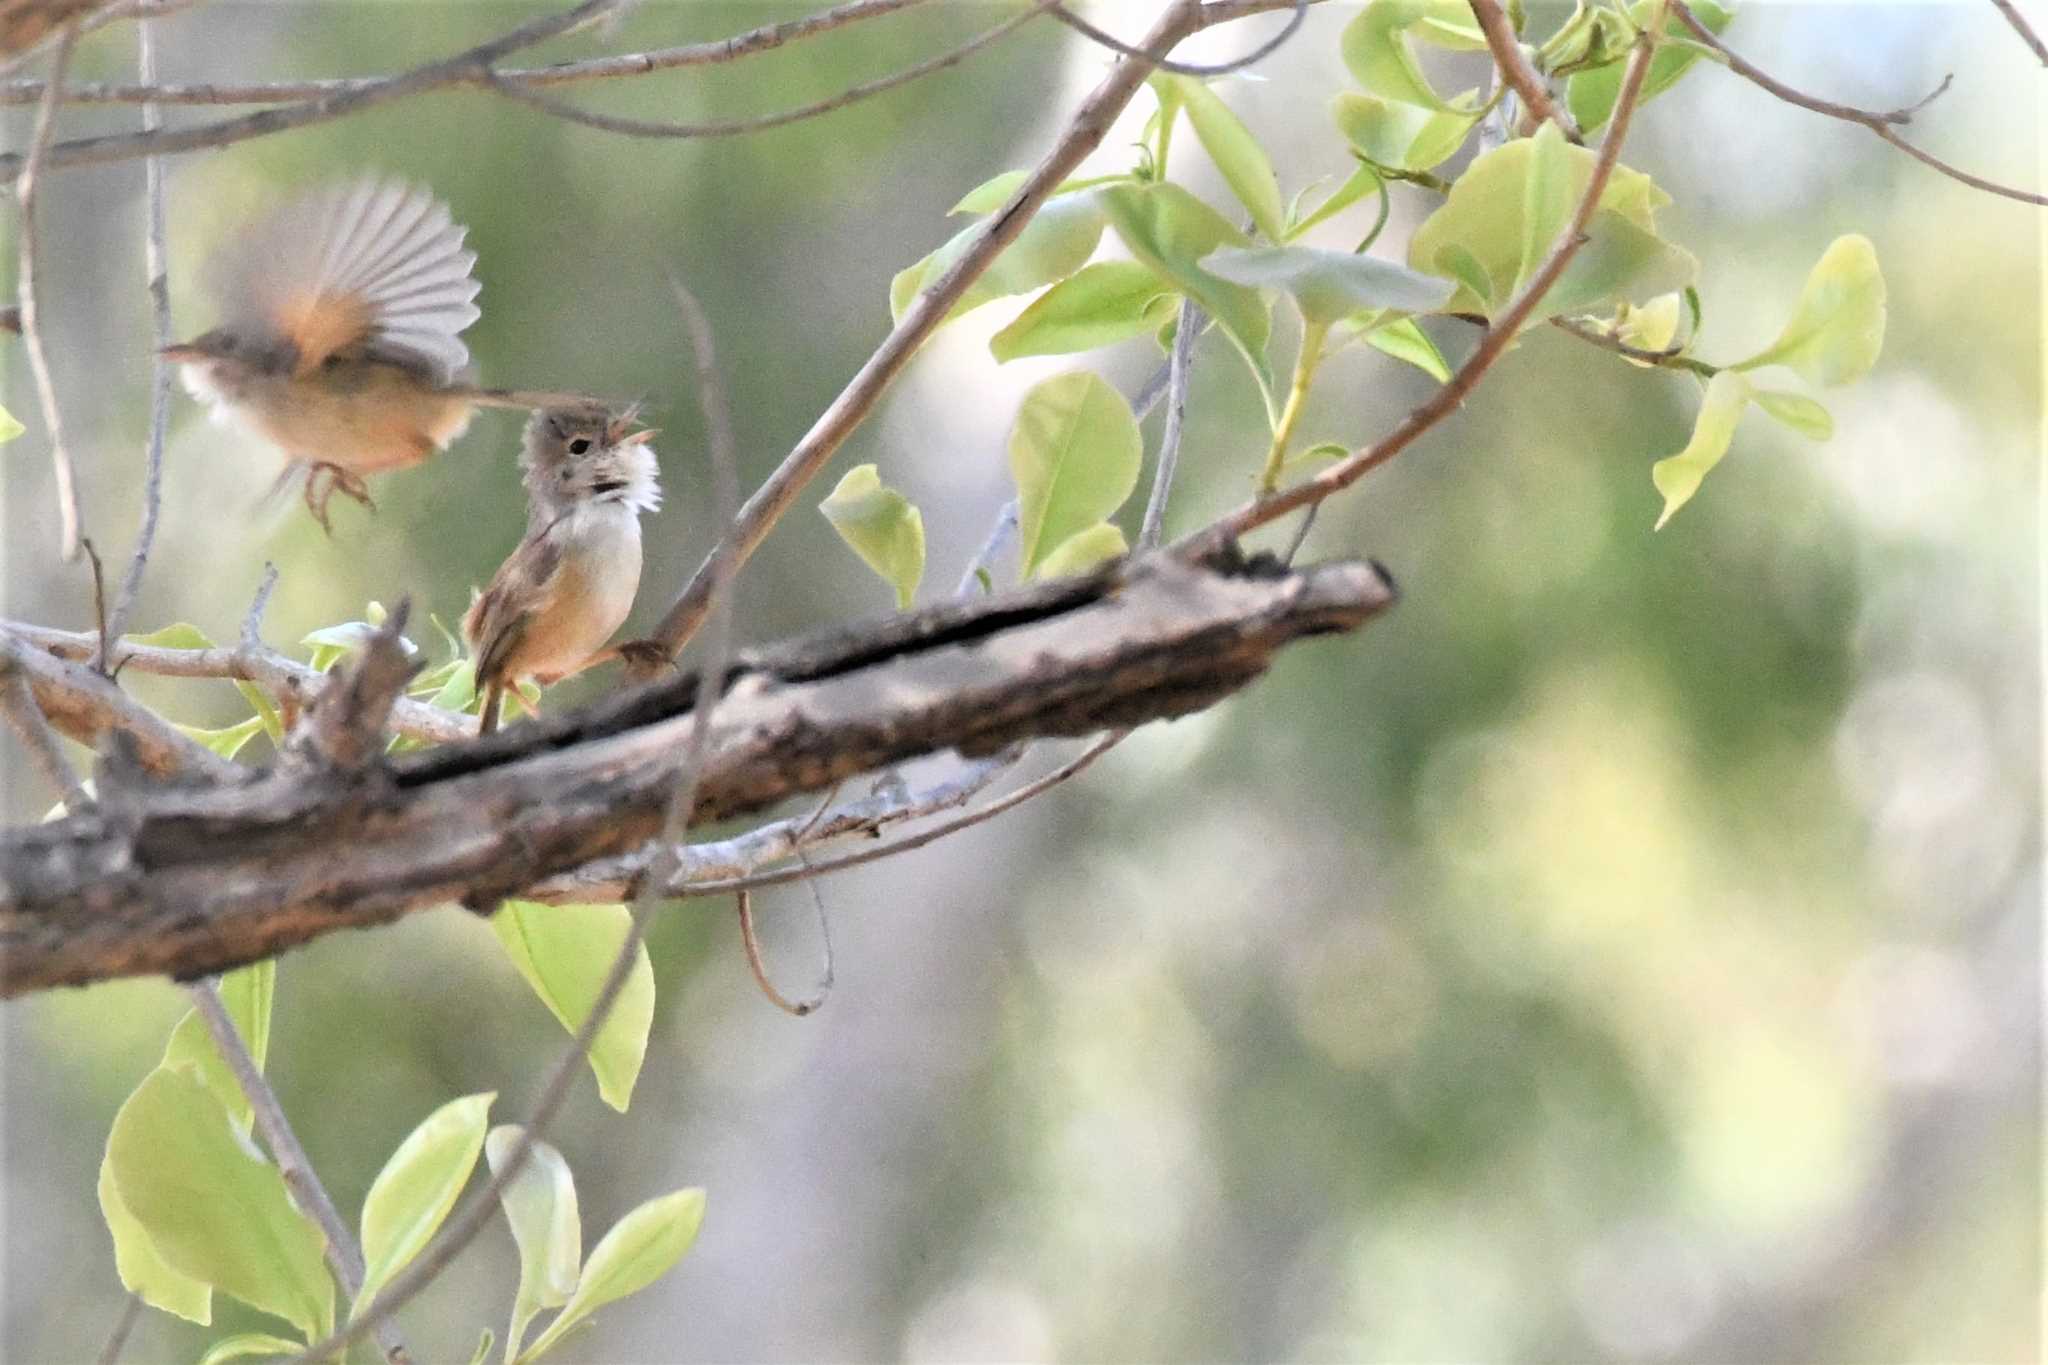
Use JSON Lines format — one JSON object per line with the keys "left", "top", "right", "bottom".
{"left": 205, "top": 176, "right": 482, "bottom": 382}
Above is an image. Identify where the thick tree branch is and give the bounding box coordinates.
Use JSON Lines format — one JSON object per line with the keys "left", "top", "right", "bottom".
{"left": 0, "top": 631, "right": 237, "bottom": 781}
{"left": 0, "top": 639, "right": 94, "bottom": 813}
{"left": 1, "top": 550, "right": 1394, "bottom": 996}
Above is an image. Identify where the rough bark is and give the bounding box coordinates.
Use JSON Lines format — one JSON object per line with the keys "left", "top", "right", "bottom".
{"left": 0, "top": 548, "right": 1395, "bottom": 995}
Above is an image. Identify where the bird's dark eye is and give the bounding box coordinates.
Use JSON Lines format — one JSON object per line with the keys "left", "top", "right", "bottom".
{"left": 568, "top": 437, "right": 592, "bottom": 455}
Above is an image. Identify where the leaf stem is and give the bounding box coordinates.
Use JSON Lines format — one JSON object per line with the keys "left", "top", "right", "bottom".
{"left": 1260, "top": 321, "right": 1327, "bottom": 492}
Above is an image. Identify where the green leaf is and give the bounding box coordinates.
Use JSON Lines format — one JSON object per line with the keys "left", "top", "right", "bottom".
{"left": 106, "top": 1067, "right": 334, "bottom": 1340}
{"left": 948, "top": 170, "right": 1127, "bottom": 216}
{"left": 1359, "top": 316, "right": 1453, "bottom": 381}
{"left": 990, "top": 261, "right": 1180, "bottom": 362}
{"left": 818, "top": 465, "right": 925, "bottom": 610}
{"left": 1613, "top": 292, "right": 1684, "bottom": 361}
{"left": 1331, "top": 92, "right": 1475, "bottom": 173}
{"left": 99, "top": 1155, "right": 213, "bottom": 1325}
{"left": 889, "top": 192, "right": 1105, "bottom": 326}
{"left": 160, "top": 960, "right": 275, "bottom": 1132}
{"left": 517, "top": 1190, "right": 707, "bottom": 1364}
{"left": 1652, "top": 370, "right": 1753, "bottom": 528}
{"left": 0, "top": 403, "right": 23, "bottom": 444}
{"left": 487, "top": 1125, "right": 582, "bottom": 1362}
{"left": 1517, "top": 121, "right": 1575, "bottom": 297}
{"left": 301, "top": 620, "right": 414, "bottom": 673}
{"left": 1340, "top": 0, "right": 1471, "bottom": 110}
{"left": 127, "top": 622, "right": 215, "bottom": 651}
{"left": 1202, "top": 245, "right": 1454, "bottom": 326}
{"left": 176, "top": 714, "right": 267, "bottom": 760}
{"left": 356, "top": 1092, "right": 495, "bottom": 1312}
{"left": 1286, "top": 163, "right": 1385, "bottom": 241}
{"left": 1034, "top": 523, "right": 1129, "bottom": 579}
{"left": 1161, "top": 75, "right": 1286, "bottom": 242}
{"left": 1567, "top": 0, "right": 1733, "bottom": 134}
{"left": 1407, "top": 136, "right": 1693, "bottom": 319}
{"left": 1752, "top": 389, "right": 1834, "bottom": 441}
{"left": 1729, "top": 234, "right": 1886, "bottom": 387}
{"left": 1007, "top": 373, "right": 1143, "bottom": 578}
{"left": 196, "top": 1333, "right": 305, "bottom": 1365}
{"left": 1099, "top": 182, "right": 1274, "bottom": 409}
{"left": 1278, "top": 440, "right": 1353, "bottom": 480}
{"left": 467, "top": 1329, "right": 497, "bottom": 1365}
{"left": 490, "top": 902, "right": 655, "bottom": 1112}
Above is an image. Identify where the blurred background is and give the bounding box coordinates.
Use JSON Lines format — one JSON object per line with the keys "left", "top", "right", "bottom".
{"left": 2, "top": 2, "right": 2040, "bottom": 1361}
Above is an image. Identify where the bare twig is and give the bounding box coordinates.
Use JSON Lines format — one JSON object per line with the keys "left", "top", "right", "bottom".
{"left": 487, "top": 1, "right": 1051, "bottom": 139}
{"left": 0, "top": 628, "right": 237, "bottom": 780}
{"left": 0, "top": 0, "right": 625, "bottom": 181}
{"left": 735, "top": 888, "right": 831, "bottom": 1015}
{"left": 1140, "top": 300, "right": 1201, "bottom": 549}
{"left": 188, "top": 979, "right": 413, "bottom": 1365}
{"left": 0, "top": 0, "right": 930, "bottom": 106}
{"left": 1550, "top": 314, "right": 1716, "bottom": 375}
{"left": 1192, "top": 11, "right": 1667, "bottom": 544}
{"left": 102, "top": 0, "right": 172, "bottom": 660}
{"left": 0, "top": 638, "right": 94, "bottom": 813}
{"left": 1467, "top": 0, "right": 1580, "bottom": 140}
{"left": 297, "top": 275, "right": 749, "bottom": 1365}
{"left": 1046, "top": 0, "right": 1308, "bottom": 77}
{"left": 92, "top": 1294, "right": 142, "bottom": 1365}
{"left": 645, "top": 0, "right": 1214, "bottom": 657}
{"left": 1988, "top": 0, "right": 2048, "bottom": 65}
{"left": 956, "top": 502, "right": 1020, "bottom": 597}
{"left": 15, "top": 19, "right": 85, "bottom": 560}
{"left": 1671, "top": 0, "right": 2047, "bottom": 207}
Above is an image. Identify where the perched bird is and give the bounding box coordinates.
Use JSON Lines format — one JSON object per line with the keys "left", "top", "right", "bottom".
{"left": 163, "top": 176, "right": 588, "bottom": 528}
{"left": 464, "top": 403, "right": 662, "bottom": 735}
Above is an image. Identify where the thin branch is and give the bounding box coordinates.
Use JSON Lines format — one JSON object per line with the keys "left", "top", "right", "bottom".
{"left": 1140, "top": 300, "right": 1201, "bottom": 549}
{"left": 1988, "top": 0, "right": 2048, "bottom": 65}
{"left": 15, "top": 19, "right": 86, "bottom": 560}
{"left": 0, "top": 628, "right": 236, "bottom": 780}
{"left": 93, "top": 1295, "right": 142, "bottom": 1365}
{"left": 300, "top": 276, "right": 750, "bottom": 1365}
{"left": 1671, "top": 0, "right": 2047, "bottom": 207}
{"left": 188, "top": 979, "right": 414, "bottom": 1365}
{"left": 0, "top": 639, "right": 94, "bottom": 813}
{"left": 955, "top": 502, "right": 1020, "bottom": 597}
{"left": 736, "top": 888, "right": 831, "bottom": 1015}
{"left": 486, "top": 1, "right": 1050, "bottom": 140}
{"left": 0, "top": 0, "right": 626, "bottom": 181}
{"left": 1191, "top": 10, "right": 1667, "bottom": 545}
{"left": 1045, "top": 0, "right": 1308, "bottom": 78}
{"left": 1550, "top": 314, "right": 1716, "bottom": 375}
{"left": 644, "top": 0, "right": 1214, "bottom": 658}
{"left": 0, "top": 0, "right": 931, "bottom": 106}
{"left": 102, "top": 0, "right": 172, "bottom": 659}
{"left": 1467, "top": 0, "right": 1580, "bottom": 141}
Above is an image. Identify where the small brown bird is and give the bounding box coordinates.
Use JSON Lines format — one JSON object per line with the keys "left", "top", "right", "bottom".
{"left": 464, "top": 404, "right": 662, "bottom": 735}
{"left": 163, "top": 176, "right": 585, "bottom": 528}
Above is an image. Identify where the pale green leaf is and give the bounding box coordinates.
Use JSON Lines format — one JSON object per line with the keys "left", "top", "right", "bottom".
{"left": 1331, "top": 92, "right": 1475, "bottom": 173}
{"left": 1614, "top": 292, "right": 1684, "bottom": 362}
{"left": 1278, "top": 440, "right": 1353, "bottom": 480}
{"left": 1007, "top": 373, "right": 1143, "bottom": 577}
{"left": 1164, "top": 75, "right": 1286, "bottom": 242}
{"left": 819, "top": 465, "right": 925, "bottom": 610}
{"left": 1752, "top": 389, "right": 1834, "bottom": 441}
{"left": 1730, "top": 234, "right": 1886, "bottom": 387}
{"left": 126, "top": 622, "right": 214, "bottom": 651}
{"left": 490, "top": 902, "right": 655, "bottom": 1112}
{"left": 1034, "top": 523, "right": 1129, "bottom": 579}
{"left": 1567, "top": 0, "right": 1733, "bottom": 133}
{"left": 1360, "top": 316, "right": 1453, "bottom": 382}
{"left": 99, "top": 1155, "right": 212, "bottom": 1325}
{"left": 0, "top": 403, "right": 23, "bottom": 443}
{"left": 1100, "top": 182, "right": 1274, "bottom": 409}
{"left": 197, "top": 1333, "right": 305, "bottom": 1365}
{"left": 300, "top": 620, "right": 415, "bottom": 665}
{"left": 1203, "top": 245, "right": 1454, "bottom": 326}
{"left": 1340, "top": 0, "right": 1468, "bottom": 110}
{"left": 107, "top": 1067, "right": 333, "bottom": 1340}
{"left": 467, "top": 1329, "right": 497, "bottom": 1365}
{"left": 518, "top": 1190, "right": 707, "bottom": 1364}
{"left": 1408, "top": 136, "right": 1688, "bottom": 319}
{"left": 948, "top": 170, "right": 1127, "bottom": 216}
{"left": 1517, "top": 121, "right": 1574, "bottom": 297}
{"left": 1652, "top": 370, "right": 1753, "bottom": 528}
{"left": 487, "top": 1125, "right": 582, "bottom": 1361}
{"left": 889, "top": 192, "right": 1104, "bottom": 326}
{"left": 175, "top": 714, "right": 266, "bottom": 761}
{"left": 160, "top": 960, "right": 275, "bottom": 1132}
{"left": 356, "top": 1092, "right": 495, "bottom": 1311}
{"left": 990, "top": 261, "right": 1180, "bottom": 362}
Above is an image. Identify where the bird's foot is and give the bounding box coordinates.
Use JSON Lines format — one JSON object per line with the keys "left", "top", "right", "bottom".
{"left": 303, "top": 463, "right": 376, "bottom": 532}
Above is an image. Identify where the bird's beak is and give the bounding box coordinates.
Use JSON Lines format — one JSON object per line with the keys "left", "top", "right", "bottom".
{"left": 158, "top": 343, "right": 207, "bottom": 362}
{"left": 621, "top": 428, "right": 660, "bottom": 446}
